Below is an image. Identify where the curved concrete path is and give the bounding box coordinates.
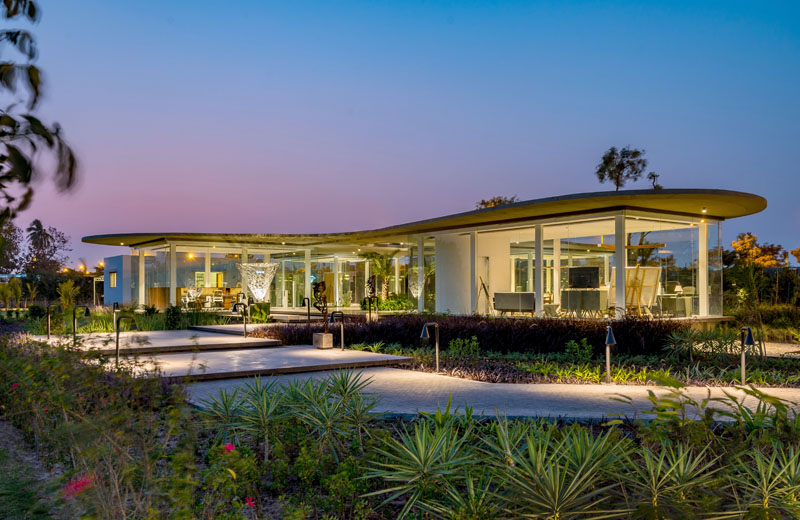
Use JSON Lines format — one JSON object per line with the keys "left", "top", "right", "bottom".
{"left": 186, "top": 367, "right": 800, "bottom": 420}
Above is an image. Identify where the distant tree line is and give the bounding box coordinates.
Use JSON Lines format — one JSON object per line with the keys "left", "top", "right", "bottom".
{"left": 0, "top": 218, "right": 94, "bottom": 305}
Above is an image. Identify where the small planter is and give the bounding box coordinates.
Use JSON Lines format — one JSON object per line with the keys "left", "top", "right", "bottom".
{"left": 313, "top": 332, "right": 333, "bottom": 349}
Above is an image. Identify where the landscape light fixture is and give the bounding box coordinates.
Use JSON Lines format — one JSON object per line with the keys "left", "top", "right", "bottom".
{"left": 112, "top": 302, "right": 119, "bottom": 331}
{"left": 233, "top": 302, "right": 249, "bottom": 337}
{"left": 301, "top": 297, "right": 311, "bottom": 324}
{"left": 73, "top": 305, "right": 91, "bottom": 347}
{"left": 330, "top": 311, "right": 345, "bottom": 350}
{"left": 604, "top": 326, "right": 616, "bottom": 384}
{"left": 740, "top": 327, "right": 755, "bottom": 384}
{"left": 420, "top": 322, "right": 440, "bottom": 372}
{"left": 46, "top": 303, "right": 62, "bottom": 339}
{"left": 115, "top": 315, "right": 137, "bottom": 368}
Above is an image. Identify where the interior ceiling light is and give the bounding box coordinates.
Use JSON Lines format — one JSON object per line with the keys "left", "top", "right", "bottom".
{"left": 701, "top": 207, "right": 707, "bottom": 213}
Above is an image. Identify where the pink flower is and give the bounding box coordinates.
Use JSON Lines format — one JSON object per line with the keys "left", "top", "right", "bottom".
{"left": 62, "top": 474, "right": 94, "bottom": 499}
{"left": 9, "top": 383, "right": 19, "bottom": 392}
{"left": 223, "top": 443, "right": 235, "bottom": 454}
{"left": 245, "top": 496, "right": 255, "bottom": 508}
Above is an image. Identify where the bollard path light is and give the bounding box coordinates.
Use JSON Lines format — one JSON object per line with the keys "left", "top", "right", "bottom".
{"left": 420, "top": 322, "right": 440, "bottom": 373}
{"left": 46, "top": 303, "right": 61, "bottom": 340}
{"left": 301, "top": 297, "right": 311, "bottom": 325}
{"left": 112, "top": 302, "right": 119, "bottom": 332}
{"left": 232, "top": 302, "right": 249, "bottom": 338}
{"left": 115, "top": 315, "right": 137, "bottom": 368}
{"left": 740, "top": 327, "right": 755, "bottom": 385}
{"left": 330, "top": 311, "right": 345, "bottom": 350}
{"left": 73, "top": 305, "right": 91, "bottom": 347}
{"left": 605, "top": 326, "right": 616, "bottom": 384}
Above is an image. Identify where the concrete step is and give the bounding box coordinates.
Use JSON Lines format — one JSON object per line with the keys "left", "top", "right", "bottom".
{"left": 137, "top": 345, "right": 411, "bottom": 382}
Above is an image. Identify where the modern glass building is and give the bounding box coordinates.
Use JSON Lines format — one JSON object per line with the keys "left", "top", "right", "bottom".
{"left": 86, "top": 189, "right": 766, "bottom": 320}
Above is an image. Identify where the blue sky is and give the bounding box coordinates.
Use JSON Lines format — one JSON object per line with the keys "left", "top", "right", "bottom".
{"left": 16, "top": 0, "right": 800, "bottom": 264}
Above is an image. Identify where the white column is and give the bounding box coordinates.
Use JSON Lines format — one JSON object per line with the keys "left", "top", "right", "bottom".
{"left": 204, "top": 249, "right": 211, "bottom": 288}
{"left": 393, "top": 256, "right": 400, "bottom": 294}
{"left": 510, "top": 257, "right": 516, "bottom": 291}
{"left": 698, "top": 222, "right": 709, "bottom": 316}
{"left": 304, "top": 249, "right": 312, "bottom": 303}
{"left": 417, "top": 237, "right": 425, "bottom": 312}
{"left": 526, "top": 252, "right": 533, "bottom": 292}
{"left": 138, "top": 249, "right": 145, "bottom": 307}
{"left": 240, "top": 247, "right": 248, "bottom": 302}
{"left": 281, "top": 260, "right": 286, "bottom": 308}
{"left": 469, "top": 231, "right": 478, "bottom": 313}
{"left": 614, "top": 214, "right": 626, "bottom": 319}
{"left": 365, "top": 260, "right": 370, "bottom": 296}
{"left": 534, "top": 224, "right": 544, "bottom": 317}
{"left": 169, "top": 243, "right": 177, "bottom": 306}
{"left": 333, "top": 255, "right": 340, "bottom": 308}
{"left": 553, "top": 239, "right": 561, "bottom": 305}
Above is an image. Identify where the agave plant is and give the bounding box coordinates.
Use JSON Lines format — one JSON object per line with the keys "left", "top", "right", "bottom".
{"left": 327, "top": 369, "right": 372, "bottom": 405}
{"left": 198, "top": 388, "right": 244, "bottom": 443}
{"left": 500, "top": 426, "right": 628, "bottom": 519}
{"left": 719, "top": 448, "right": 800, "bottom": 519}
{"left": 345, "top": 391, "right": 379, "bottom": 453}
{"left": 624, "top": 444, "right": 719, "bottom": 518}
{"left": 284, "top": 377, "right": 351, "bottom": 461}
{"left": 239, "top": 376, "right": 284, "bottom": 462}
{"left": 418, "top": 470, "right": 505, "bottom": 520}
{"left": 366, "top": 419, "right": 477, "bottom": 519}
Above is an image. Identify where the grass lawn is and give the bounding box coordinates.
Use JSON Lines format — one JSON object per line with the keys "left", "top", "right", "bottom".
{"left": 0, "top": 447, "right": 55, "bottom": 520}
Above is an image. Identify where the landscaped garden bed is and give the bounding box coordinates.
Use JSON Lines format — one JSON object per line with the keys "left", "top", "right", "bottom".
{"left": 4, "top": 326, "right": 800, "bottom": 518}
{"left": 254, "top": 315, "right": 800, "bottom": 387}
{"left": 253, "top": 314, "right": 689, "bottom": 356}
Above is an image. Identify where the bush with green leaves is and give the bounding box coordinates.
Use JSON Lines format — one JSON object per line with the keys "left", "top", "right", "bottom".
{"left": 564, "top": 337, "right": 593, "bottom": 364}
{"left": 448, "top": 335, "right": 481, "bottom": 358}
{"left": 6, "top": 325, "right": 800, "bottom": 518}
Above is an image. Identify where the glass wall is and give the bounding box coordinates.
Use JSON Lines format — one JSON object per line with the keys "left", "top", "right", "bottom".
{"left": 544, "top": 217, "right": 617, "bottom": 317}
{"left": 144, "top": 248, "right": 170, "bottom": 309}
{"left": 708, "top": 221, "right": 723, "bottom": 316}
{"left": 339, "top": 259, "right": 366, "bottom": 307}
{"left": 210, "top": 251, "right": 242, "bottom": 289}
{"left": 270, "top": 253, "right": 306, "bottom": 308}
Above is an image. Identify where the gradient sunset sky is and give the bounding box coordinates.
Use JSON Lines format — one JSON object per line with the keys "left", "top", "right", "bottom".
{"left": 17, "top": 0, "right": 800, "bottom": 265}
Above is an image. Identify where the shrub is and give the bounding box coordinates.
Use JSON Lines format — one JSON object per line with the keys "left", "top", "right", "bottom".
{"left": 165, "top": 305, "right": 183, "bottom": 329}
{"left": 27, "top": 304, "right": 45, "bottom": 319}
{"left": 564, "top": 338, "right": 593, "bottom": 363}
{"left": 255, "top": 315, "right": 688, "bottom": 356}
{"left": 448, "top": 335, "right": 481, "bottom": 358}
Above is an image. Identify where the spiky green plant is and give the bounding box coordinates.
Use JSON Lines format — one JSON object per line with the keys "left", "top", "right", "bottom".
{"left": 366, "top": 419, "right": 477, "bottom": 519}
{"left": 198, "top": 388, "right": 244, "bottom": 443}
{"left": 419, "top": 470, "right": 505, "bottom": 520}
{"left": 239, "top": 376, "right": 283, "bottom": 463}
{"left": 500, "top": 427, "right": 627, "bottom": 519}
{"left": 719, "top": 448, "right": 800, "bottom": 519}
{"left": 624, "top": 445, "right": 719, "bottom": 518}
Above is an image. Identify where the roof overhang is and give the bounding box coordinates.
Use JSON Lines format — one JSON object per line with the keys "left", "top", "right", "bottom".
{"left": 82, "top": 188, "right": 766, "bottom": 248}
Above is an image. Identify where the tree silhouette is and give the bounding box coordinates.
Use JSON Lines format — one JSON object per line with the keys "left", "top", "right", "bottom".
{"left": 595, "top": 147, "right": 650, "bottom": 190}
{"left": 0, "top": 0, "right": 77, "bottom": 227}
{"left": 476, "top": 195, "right": 519, "bottom": 209}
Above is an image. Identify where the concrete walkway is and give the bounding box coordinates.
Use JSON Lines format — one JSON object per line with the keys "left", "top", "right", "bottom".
{"left": 186, "top": 367, "right": 800, "bottom": 420}
{"left": 33, "top": 330, "right": 280, "bottom": 355}
{"left": 143, "top": 346, "right": 410, "bottom": 381}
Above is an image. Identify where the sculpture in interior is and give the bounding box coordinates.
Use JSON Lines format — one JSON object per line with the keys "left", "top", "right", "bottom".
{"left": 236, "top": 263, "right": 279, "bottom": 303}
{"left": 313, "top": 280, "right": 329, "bottom": 333}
